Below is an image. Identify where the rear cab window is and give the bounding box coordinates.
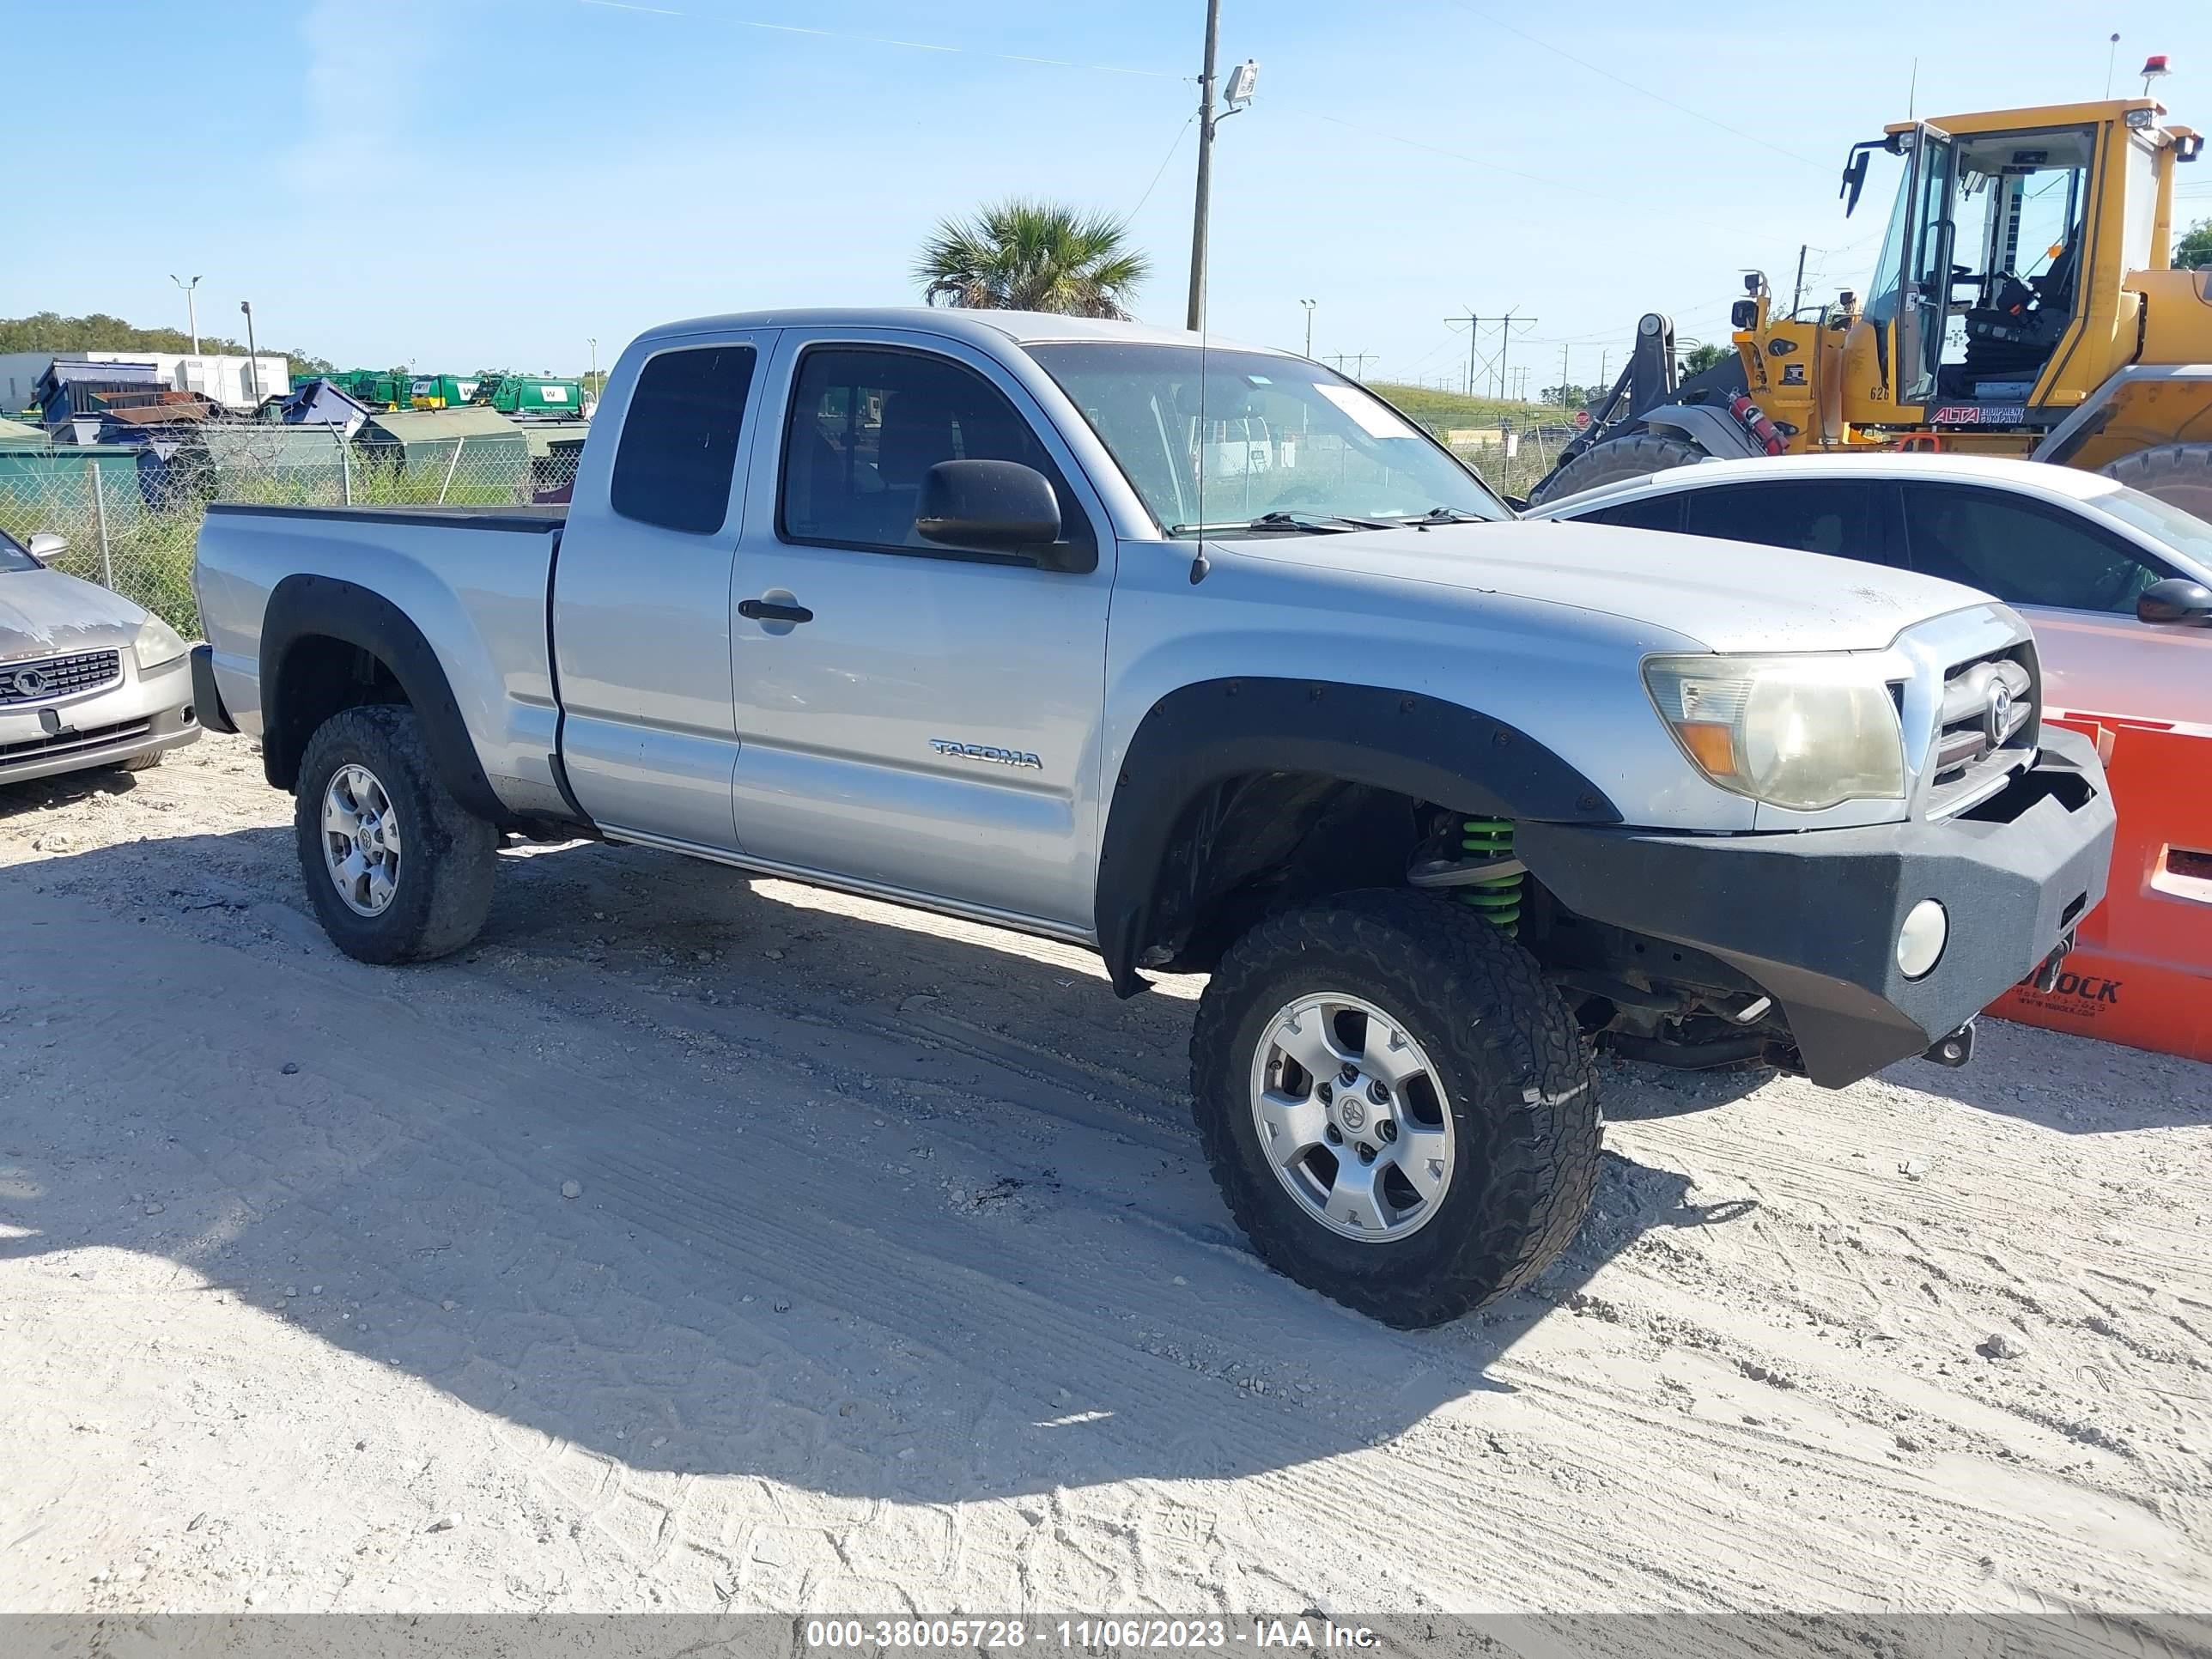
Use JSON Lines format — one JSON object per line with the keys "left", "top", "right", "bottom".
{"left": 611, "top": 345, "right": 758, "bottom": 534}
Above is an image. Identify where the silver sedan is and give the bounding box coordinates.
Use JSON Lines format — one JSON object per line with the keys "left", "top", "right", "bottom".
{"left": 0, "top": 526, "right": 201, "bottom": 787}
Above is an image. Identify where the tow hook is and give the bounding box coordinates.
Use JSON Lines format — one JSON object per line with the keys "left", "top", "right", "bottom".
{"left": 1922, "top": 1019, "right": 1975, "bottom": 1068}
{"left": 2027, "top": 932, "right": 2076, "bottom": 994}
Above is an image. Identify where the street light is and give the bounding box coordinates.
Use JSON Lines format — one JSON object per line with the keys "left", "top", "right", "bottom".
{"left": 169, "top": 275, "right": 202, "bottom": 354}
{"left": 587, "top": 337, "right": 599, "bottom": 401}
{"left": 239, "top": 300, "right": 259, "bottom": 408}
{"left": 1300, "top": 299, "right": 1316, "bottom": 357}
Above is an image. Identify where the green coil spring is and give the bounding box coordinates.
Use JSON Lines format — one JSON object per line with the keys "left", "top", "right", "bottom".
{"left": 1458, "top": 817, "right": 1522, "bottom": 936}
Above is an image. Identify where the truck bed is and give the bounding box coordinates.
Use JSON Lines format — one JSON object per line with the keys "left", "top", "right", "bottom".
{"left": 195, "top": 500, "right": 568, "bottom": 821}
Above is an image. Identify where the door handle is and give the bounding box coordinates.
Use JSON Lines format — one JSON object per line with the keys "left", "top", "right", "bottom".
{"left": 739, "top": 598, "right": 813, "bottom": 624}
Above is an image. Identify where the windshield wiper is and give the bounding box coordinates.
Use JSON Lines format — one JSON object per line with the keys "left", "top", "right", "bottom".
{"left": 1400, "top": 506, "right": 1490, "bottom": 526}
{"left": 1168, "top": 511, "right": 1401, "bottom": 535}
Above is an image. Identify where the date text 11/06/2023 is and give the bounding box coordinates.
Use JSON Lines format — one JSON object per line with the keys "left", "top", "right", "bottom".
{"left": 802, "top": 1620, "right": 1383, "bottom": 1650}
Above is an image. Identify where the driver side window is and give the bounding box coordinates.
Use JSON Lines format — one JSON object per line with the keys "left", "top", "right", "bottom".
{"left": 778, "top": 346, "right": 1093, "bottom": 562}
{"left": 1899, "top": 483, "right": 2173, "bottom": 614}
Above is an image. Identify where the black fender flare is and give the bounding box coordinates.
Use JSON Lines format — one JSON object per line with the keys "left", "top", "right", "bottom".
{"left": 259, "top": 573, "right": 507, "bottom": 823}
{"left": 1093, "top": 678, "right": 1621, "bottom": 995}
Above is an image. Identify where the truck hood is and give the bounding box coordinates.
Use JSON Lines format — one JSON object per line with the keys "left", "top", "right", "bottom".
{"left": 1225, "top": 519, "right": 1989, "bottom": 653}
{"left": 0, "top": 567, "right": 150, "bottom": 660}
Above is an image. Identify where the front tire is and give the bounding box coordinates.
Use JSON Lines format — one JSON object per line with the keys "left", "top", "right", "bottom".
{"left": 1190, "top": 889, "right": 1600, "bottom": 1328}
{"left": 294, "top": 704, "right": 497, "bottom": 963}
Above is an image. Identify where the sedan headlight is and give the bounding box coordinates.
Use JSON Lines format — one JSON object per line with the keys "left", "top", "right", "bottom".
{"left": 1644, "top": 653, "right": 1905, "bottom": 811}
{"left": 132, "top": 615, "right": 189, "bottom": 672}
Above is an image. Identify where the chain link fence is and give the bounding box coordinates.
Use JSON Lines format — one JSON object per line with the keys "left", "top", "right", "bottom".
{"left": 1, "top": 413, "right": 1556, "bottom": 641}
{"left": 1425, "top": 424, "right": 1567, "bottom": 504}
{"left": 0, "top": 430, "right": 582, "bottom": 637}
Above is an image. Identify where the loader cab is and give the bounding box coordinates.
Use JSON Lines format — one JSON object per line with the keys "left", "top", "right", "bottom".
{"left": 1845, "top": 100, "right": 2173, "bottom": 426}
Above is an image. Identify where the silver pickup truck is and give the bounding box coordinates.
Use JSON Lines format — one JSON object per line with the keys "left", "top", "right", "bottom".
{"left": 191, "top": 308, "right": 2115, "bottom": 1326}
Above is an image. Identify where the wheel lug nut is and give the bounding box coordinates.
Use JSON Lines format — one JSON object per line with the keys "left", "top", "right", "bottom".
{"left": 1378, "top": 1120, "right": 1397, "bottom": 1143}
{"left": 1324, "top": 1124, "right": 1343, "bottom": 1145}
{"left": 1368, "top": 1079, "right": 1389, "bottom": 1103}
{"left": 1356, "top": 1143, "right": 1376, "bottom": 1164}
{"left": 1317, "top": 1082, "right": 1334, "bottom": 1103}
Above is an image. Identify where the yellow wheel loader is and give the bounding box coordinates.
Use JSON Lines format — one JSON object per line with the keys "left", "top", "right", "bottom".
{"left": 1531, "top": 92, "right": 2212, "bottom": 510}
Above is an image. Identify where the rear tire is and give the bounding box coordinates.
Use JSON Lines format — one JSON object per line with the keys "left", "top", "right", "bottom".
{"left": 1189, "top": 889, "right": 1601, "bottom": 1328}
{"left": 2098, "top": 442, "right": 2212, "bottom": 520}
{"left": 294, "top": 704, "right": 497, "bottom": 964}
{"left": 1530, "top": 430, "right": 1708, "bottom": 506}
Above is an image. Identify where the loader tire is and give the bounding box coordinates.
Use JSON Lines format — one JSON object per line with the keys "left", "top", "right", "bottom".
{"left": 1190, "top": 889, "right": 1601, "bottom": 1328}
{"left": 1529, "top": 430, "right": 1708, "bottom": 506}
{"left": 2099, "top": 443, "right": 2212, "bottom": 521}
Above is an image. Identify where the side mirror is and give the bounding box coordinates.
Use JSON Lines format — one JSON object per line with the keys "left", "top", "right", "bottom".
{"left": 1839, "top": 148, "right": 1871, "bottom": 217}
{"left": 2138, "top": 576, "right": 2212, "bottom": 626}
{"left": 916, "top": 459, "right": 1088, "bottom": 571}
{"left": 26, "top": 532, "right": 66, "bottom": 564}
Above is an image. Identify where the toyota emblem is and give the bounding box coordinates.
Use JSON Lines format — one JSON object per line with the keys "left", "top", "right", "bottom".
{"left": 11, "top": 667, "right": 48, "bottom": 698}
{"left": 1984, "top": 679, "right": 2012, "bottom": 746}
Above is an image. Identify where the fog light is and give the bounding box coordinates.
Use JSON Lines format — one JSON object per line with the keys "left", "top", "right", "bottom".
{"left": 1897, "top": 899, "right": 1948, "bottom": 979}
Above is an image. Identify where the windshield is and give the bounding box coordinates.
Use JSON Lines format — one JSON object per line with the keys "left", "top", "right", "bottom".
{"left": 0, "top": 527, "right": 38, "bottom": 574}
{"left": 1025, "top": 343, "right": 1509, "bottom": 536}
{"left": 2087, "top": 483, "right": 2212, "bottom": 578}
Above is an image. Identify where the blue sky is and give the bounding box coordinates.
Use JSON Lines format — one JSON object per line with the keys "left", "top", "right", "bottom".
{"left": 5, "top": 0, "right": 2206, "bottom": 388}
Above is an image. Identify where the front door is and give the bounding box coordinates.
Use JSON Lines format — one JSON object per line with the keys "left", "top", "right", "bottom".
{"left": 726, "top": 331, "right": 1115, "bottom": 933}
{"left": 1896, "top": 122, "right": 1956, "bottom": 410}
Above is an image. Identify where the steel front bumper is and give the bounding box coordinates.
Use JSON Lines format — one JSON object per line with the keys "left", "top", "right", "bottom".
{"left": 0, "top": 653, "right": 201, "bottom": 787}
{"left": 1520, "top": 727, "right": 2117, "bottom": 1087}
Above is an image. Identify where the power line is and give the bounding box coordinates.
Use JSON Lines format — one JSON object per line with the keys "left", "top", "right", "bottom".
{"left": 1128, "top": 112, "right": 1198, "bottom": 219}
{"left": 1297, "top": 108, "right": 1827, "bottom": 243}
{"left": 574, "top": 0, "right": 1185, "bottom": 78}
{"left": 1447, "top": 1, "right": 1826, "bottom": 169}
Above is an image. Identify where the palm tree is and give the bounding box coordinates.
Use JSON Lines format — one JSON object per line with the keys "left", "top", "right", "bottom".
{"left": 915, "top": 200, "right": 1150, "bottom": 319}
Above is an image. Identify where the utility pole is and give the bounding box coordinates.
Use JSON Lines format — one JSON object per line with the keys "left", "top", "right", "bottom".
{"left": 1186, "top": 0, "right": 1223, "bottom": 331}
{"left": 1790, "top": 244, "right": 1808, "bottom": 317}
{"left": 170, "top": 275, "right": 202, "bottom": 353}
{"left": 587, "top": 337, "right": 599, "bottom": 398}
{"left": 1494, "top": 308, "right": 1537, "bottom": 401}
{"left": 1300, "top": 299, "right": 1316, "bottom": 357}
{"left": 1445, "top": 309, "right": 1480, "bottom": 397}
{"left": 1558, "top": 344, "right": 1570, "bottom": 406}
{"left": 239, "top": 299, "right": 259, "bottom": 407}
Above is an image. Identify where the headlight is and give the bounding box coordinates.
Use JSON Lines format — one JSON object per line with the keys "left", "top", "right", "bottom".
{"left": 132, "top": 615, "right": 189, "bottom": 672}
{"left": 1644, "top": 653, "right": 1905, "bottom": 811}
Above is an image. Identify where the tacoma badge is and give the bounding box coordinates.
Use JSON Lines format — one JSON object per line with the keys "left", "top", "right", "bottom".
{"left": 930, "top": 738, "right": 1043, "bottom": 770}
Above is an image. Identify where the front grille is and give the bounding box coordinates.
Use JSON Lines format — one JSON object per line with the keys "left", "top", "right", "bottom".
{"left": 0, "top": 717, "right": 151, "bottom": 764}
{"left": 0, "top": 648, "right": 122, "bottom": 706}
{"left": 1925, "top": 645, "right": 2037, "bottom": 816}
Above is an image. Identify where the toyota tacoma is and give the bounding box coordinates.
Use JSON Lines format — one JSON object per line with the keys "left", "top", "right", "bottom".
{"left": 190, "top": 309, "right": 2114, "bottom": 1326}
